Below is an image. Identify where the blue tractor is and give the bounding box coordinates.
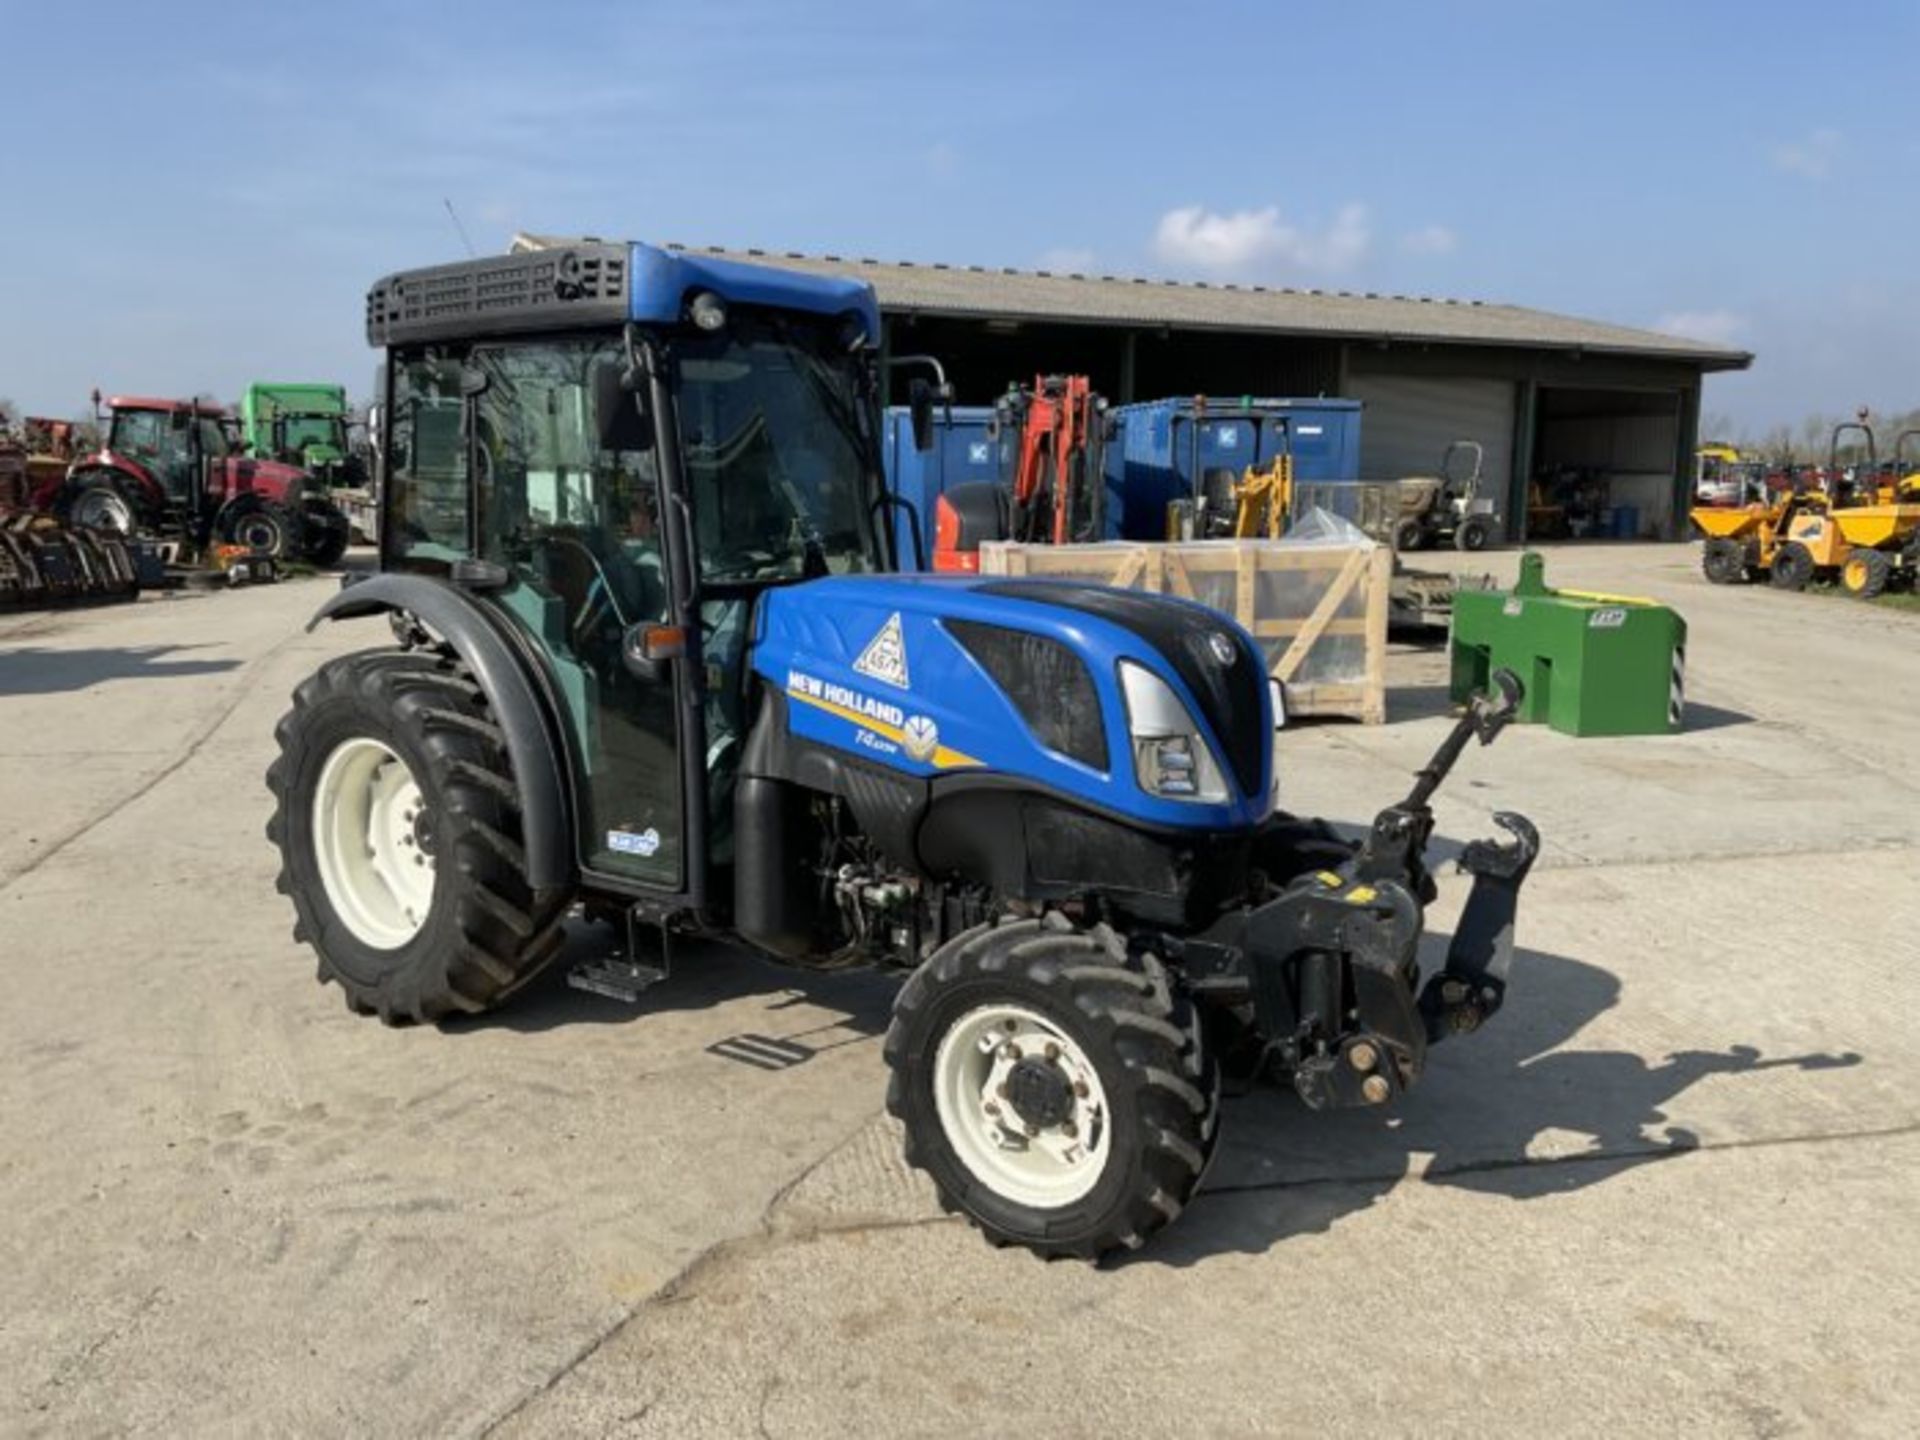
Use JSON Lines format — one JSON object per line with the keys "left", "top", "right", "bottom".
{"left": 267, "top": 242, "right": 1538, "bottom": 1259}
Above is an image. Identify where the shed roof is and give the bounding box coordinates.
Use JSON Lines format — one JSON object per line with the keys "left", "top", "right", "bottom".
{"left": 510, "top": 235, "right": 1753, "bottom": 371}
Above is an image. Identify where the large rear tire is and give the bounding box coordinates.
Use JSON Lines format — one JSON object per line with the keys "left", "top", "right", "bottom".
{"left": 265, "top": 649, "right": 571, "bottom": 1023}
{"left": 60, "top": 472, "right": 140, "bottom": 535}
{"left": 885, "top": 913, "right": 1219, "bottom": 1260}
{"left": 1769, "top": 541, "right": 1814, "bottom": 592}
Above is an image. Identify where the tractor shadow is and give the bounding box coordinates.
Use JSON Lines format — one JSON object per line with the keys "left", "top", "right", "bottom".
{"left": 443, "top": 919, "right": 896, "bottom": 1062}
{"left": 1129, "top": 941, "right": 1861, "bottom": 1268}
{"left": 0, "top": 644, "right": 241, "bottom": 696}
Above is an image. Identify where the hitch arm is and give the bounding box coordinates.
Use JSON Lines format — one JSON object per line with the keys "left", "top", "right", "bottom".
{"left": 1419, "top": 811, "right": 1540, "bottom": 1041}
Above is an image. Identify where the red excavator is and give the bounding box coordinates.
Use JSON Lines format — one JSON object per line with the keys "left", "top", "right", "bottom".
{"left": 932, "top": 374, "right": 1107, "bottom": 571}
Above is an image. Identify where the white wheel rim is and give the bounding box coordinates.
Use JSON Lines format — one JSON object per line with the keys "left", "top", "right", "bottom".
{"left": 311, "top": 737, "right": 435, "bottom": 950}
{"left": 932, "top": 1003, "right": 1111, "bottom": 1208}
{"left": 75, "top": 491, "right": 132, "bottom": 533}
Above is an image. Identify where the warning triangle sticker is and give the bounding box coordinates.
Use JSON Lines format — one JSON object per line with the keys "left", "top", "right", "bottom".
{"left": 852, "top": 612, "right": 911, "bottom": 689}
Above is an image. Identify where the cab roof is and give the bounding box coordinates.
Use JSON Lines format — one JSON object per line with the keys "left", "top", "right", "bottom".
{"left": 365, "top": 240, "right": 880, "bottom": 349}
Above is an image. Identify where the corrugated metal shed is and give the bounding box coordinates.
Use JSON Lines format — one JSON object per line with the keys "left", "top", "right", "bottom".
{"left": 510, "top": 234, "right": 1752, "bottom": 371}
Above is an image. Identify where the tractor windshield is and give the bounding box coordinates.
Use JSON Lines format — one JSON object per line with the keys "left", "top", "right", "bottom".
{"left": 672, "top": 316, "right": 886, "bottom": 583}
{"left": 282, "top": 413, "right": 348, "bottom": 455}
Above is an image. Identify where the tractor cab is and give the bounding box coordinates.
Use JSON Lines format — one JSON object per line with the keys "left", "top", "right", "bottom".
{"left": 101, "top": 398, "right": 228, "bottom": 510}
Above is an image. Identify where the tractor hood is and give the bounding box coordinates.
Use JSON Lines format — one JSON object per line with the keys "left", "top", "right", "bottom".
{"left": 750, "top": 574, "right": 1275, "bottom": 831}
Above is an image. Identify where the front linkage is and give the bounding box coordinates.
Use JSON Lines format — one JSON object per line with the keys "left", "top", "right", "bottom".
{"left": 1187, "top": 669, "right": 1538, "bottom": 1111}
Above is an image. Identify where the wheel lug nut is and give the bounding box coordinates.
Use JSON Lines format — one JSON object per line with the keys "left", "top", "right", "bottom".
{"left": 1002, "top": 1043, "right": 1022, "bottom": 1061}
{"left": 1044, "top": 1042, "right": 1060, "bottom": 1062}
{"left": 1072, "top": 1080, "right": 1089, "bottom": 1099}
{"left": 985, "top": 1101, "right": 1000, "bottom": 1117}
{"left": 1348, "top": 1041, "right": 1378, "bottom": 1072}
{"left": 996, "top": 1083, "right": 1010, "bottom": 1100}
{"left": 1061, "top": 1121, "right": 1077, "bottom": 1139}
{"left": 1024, "top": 1123, "right": 1039, "bottom": 1137}
{"left": 1361, "top": 1075, "right": 1391, "bottom": 1104}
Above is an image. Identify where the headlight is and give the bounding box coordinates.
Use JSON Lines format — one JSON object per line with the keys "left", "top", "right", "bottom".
{"left": 1119, "top": 661, "right": 1228, "bottom": 803}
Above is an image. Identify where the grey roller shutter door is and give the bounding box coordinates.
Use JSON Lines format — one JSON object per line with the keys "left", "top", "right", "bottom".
{"left": 1348, "top": 373, "right": 1516, "bottom": 505}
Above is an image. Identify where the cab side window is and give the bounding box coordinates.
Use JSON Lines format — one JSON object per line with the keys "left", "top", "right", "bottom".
{"left": 384, "top": 349, "right": 470, "bottom": 564}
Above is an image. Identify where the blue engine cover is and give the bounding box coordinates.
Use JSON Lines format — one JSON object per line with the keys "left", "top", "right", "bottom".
{"left": 750, "top": 574, "right": 1274, "bottom": 832}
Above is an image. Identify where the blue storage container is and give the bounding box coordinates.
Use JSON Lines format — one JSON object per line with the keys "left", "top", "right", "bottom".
{"left": 882, "top": 406, "right": 1007, "bottom": 568}
{"left": 1104, "top": 397, "right": 1363, "bottom": 541}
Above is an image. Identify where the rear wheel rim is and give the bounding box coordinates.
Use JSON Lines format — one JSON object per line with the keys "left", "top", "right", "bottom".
{"left": 932, "top": 1002, "right": 1111, "bottom": 1208}
{"left": 73, "top": 489, "right": 133, "bottom": 533}
{"left": 311, "top": 737, "right": 435, "bottom": 950}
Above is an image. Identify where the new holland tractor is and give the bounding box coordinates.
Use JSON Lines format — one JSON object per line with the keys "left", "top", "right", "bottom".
{"left": 267, "top": 243, "right": 1538, "bottom": 1259}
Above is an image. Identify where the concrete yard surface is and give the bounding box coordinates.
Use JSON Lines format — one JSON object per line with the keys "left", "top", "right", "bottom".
{"left": 1, "top": 543, "right": 1916, "bottom": 1437}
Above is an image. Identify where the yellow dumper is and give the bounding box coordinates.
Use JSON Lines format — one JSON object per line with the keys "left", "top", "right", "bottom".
{"left": 1692, "top": 423, "right": 1920, "bottom": 597}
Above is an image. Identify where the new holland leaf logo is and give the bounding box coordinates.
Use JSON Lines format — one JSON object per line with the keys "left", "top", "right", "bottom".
{"left": 853, "top": 612, "right": 910, "bottom": 689}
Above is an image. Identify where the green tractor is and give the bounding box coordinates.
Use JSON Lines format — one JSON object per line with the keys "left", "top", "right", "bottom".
{"left": 240, "top": 382, "right": 367, "bottom": 559}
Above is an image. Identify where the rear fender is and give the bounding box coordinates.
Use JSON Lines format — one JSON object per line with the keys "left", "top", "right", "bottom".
{"left": 309, "top": 574, "right": 574, "bottom": 889}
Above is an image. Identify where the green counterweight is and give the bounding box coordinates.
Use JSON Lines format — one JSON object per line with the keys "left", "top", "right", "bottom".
{"left": 1450, "top": 552, "right": 1686, "bottom": 736}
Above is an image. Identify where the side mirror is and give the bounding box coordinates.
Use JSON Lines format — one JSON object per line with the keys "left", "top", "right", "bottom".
{"left": 909, "top": 378, "right": 936, "bottom": 453}
{"left": 594, "top": 362, "right": 653, "bottom": 453}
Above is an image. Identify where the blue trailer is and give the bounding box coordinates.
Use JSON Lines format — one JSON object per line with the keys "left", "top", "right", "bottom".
{"left": 1104, "top": 397, "right": 1363, "bottom": 540}
{"left": 882, "top": 405, "right": 1008, "bottom": 567}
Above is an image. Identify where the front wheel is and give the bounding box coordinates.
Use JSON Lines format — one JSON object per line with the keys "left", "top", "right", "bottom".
{"left": 885, "top": 914, "right": 1219, "bottom": 1259}
{"left": 220, "top": 499, "right": 303, "bottom": 561}
{"left": 1840, "top": 549, "right": 1891, "bottom": 599}
{"left": 1701, "top": 536, "right": 1749, "bottom": 584}
{"left": 300, "top": 499, "right": 352, "bottom": 567}
{"left": 265, "top": 649, "right": 571, "bottom": 1023}
{"left": 1393, "top": 517, "right": 1426, "bottom": 552}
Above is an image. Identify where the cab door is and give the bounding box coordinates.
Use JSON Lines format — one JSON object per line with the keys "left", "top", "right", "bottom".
{"left": 385, "top": 338, "right": 690, "bottom": 890}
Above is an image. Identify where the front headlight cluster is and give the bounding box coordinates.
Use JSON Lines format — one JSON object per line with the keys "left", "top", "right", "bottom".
{"left": 1119, "top": 661, "right": 1228, "bottom": 803}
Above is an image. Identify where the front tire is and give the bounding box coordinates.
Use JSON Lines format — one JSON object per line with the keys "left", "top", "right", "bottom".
{"left": 885, "top": 913, "right": 1219, "bottom": 1259}
{"left": 1393, "top": 517, "right": 1426, "bottom": 552}
{"left": 221, "top": 499, "right": 303, "bottom": 561}
{"left": 1840, "top": 549, "right": 1891, "bottom": 599}
{"left": 1701, "top": 536, "right": 1749, "bottom": 584}
{"left": 300, "top": 499, "right": 352, "bottom": 567}
{"left": 265, "top": 649, "right": 571, "bottom": 1023}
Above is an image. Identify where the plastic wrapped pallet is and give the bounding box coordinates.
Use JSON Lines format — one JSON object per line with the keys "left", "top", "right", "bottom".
{"left": 977, "top": 512, "right": 1389, "bottom": 723}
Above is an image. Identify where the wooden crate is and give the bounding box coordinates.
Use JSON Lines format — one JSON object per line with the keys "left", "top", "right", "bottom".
{"left": 978, "top": 539, "right": 1391, "bottom": 724}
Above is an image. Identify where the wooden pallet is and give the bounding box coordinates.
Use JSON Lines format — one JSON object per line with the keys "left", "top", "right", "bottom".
{"left": 978, "top": 539, "right": 1390, "bottom": 724}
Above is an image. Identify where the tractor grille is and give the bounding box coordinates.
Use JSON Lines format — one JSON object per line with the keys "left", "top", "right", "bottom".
{"left": 366, "top": 243, "right": 630, "bottom": 345}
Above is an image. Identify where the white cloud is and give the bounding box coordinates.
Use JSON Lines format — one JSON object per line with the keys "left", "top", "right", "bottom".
{"left": 1036, "top": 246, "right": 1096, "bottom": 274}
{"left": 1772, "top": 128, "right": 1841, "bottom": 179}
{"left": 1400, "top": 223, "right": 1458, "bottom": 256}
{"left": 1152, "top": 202, "right": 1370, "bottom": 275}
{"left": 1655, "top": 309, "right": 1747, "bottom": 346}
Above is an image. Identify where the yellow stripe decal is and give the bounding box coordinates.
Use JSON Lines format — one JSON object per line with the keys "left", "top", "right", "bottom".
{"left": 786, "top": 688, "right": 982, "bottom": 770}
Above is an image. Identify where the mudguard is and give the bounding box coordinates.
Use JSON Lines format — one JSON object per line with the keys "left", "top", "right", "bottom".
{"left": 308, "top": 574, "right": 574, "bottom": 889}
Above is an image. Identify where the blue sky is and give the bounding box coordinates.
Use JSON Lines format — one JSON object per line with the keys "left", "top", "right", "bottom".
{"left": 3, "top": 0, "right": 1914, "bottom": 431}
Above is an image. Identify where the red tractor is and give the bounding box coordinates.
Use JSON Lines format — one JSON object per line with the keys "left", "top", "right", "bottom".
{"left": 35, "top": 394, "right": 351, "bottom": 565}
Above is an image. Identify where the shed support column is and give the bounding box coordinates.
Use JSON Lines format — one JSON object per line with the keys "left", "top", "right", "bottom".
{"left": 1671, "top": 383, "right": 1700, "bottom": 541}
{"left": 1119, "top": 330, "right": 1137, "bottom": 404}
{"left": 1511, "top": 378, "right": 1538, "bottom": 545}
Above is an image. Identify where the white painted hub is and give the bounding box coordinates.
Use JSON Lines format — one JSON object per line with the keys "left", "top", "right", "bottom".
{"left": 72, "top": 488, "right": 134, "bottom": 534}
{"left": 932, "top": 1002, "right": 1111, "bottom": 1208}
{"left": 311, "top": 737, "right": 435, "bottom": 950}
